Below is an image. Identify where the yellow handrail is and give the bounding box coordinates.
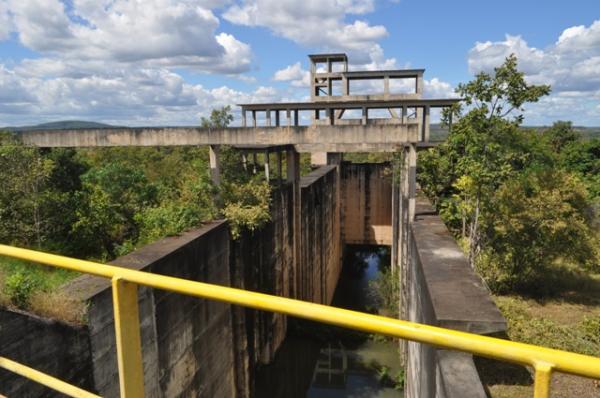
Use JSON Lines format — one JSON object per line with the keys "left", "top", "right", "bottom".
{"left": 1, "top": 244, "right": 599, "bottom": 398}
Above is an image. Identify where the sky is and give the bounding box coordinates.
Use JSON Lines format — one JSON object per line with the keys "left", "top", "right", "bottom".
{"left": 0, "top": 0, "right": 599, "bottom": 127}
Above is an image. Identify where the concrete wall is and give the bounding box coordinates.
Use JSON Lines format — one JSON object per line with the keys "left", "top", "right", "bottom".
{"left": 341, "top": 162, "right": 392, "bottom": 245}
{"left": 300, "top": 165, "right": 342, "bottom": 305}
{"left": 404, "top": 197, "right": 506, "bottom": 398}
{"left": 0, "top": 309, "right": 94, "bottom": 397}
{"left": 63, "top": 221, "right": 237, "bottom": 397}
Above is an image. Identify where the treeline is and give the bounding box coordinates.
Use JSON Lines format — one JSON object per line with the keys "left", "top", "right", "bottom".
{"left": 0, "top": 107, "right": 271, "bottom": 262}
{"left": 419, "top": 55, "right": 599, "bottom": 295}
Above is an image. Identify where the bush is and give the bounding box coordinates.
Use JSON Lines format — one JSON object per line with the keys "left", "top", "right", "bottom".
{"left": 221, "top": 178, "right": 271, "bottom": 239}
{"left": 5, "top": 271, "right": 40, "bottom": 309}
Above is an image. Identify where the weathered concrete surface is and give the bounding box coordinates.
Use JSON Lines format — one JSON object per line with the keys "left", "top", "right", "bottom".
{"left": 435, "top": 351, "right": 487, "bottom": 398}
{"left": 404, "top": 196, "right": 506, "bottom": 398}
{"left": 341, "top": 162, "right": 392, "bottom": 245}
{"left": 300, "top": 165, "right": 342, "bottom": 304}
{"left": 19, "top": 125, "right": 421, "bottom": 151}
{"left": 64, "top": 221, "right": 237, "bottom": 398}
{"left": 0, "top": 309, "right": 94, "bottom": 397}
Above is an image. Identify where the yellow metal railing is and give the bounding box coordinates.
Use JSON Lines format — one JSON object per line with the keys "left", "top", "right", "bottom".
{"left": 0, "top": 244, "right": 599, "bottom": 398}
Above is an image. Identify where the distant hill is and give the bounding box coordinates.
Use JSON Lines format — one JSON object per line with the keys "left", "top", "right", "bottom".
{"left": 2, "top": 120, "right": 117, "bottom": 132}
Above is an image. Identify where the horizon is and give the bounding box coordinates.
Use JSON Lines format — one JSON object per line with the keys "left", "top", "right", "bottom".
{"left": 1, "top": 1, "right": 599, "bottom": 126}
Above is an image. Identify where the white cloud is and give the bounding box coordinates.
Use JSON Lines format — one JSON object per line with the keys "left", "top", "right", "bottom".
{"left": 468, "top": 21, "right": 600, "bottom": 93}
{"left": 273, "top": 62, "right": 310, "bottom": 87}
{"left": 0, "top": 0, "right": 12, "bottom": 41}
{"left": 5, "top": 0, "right": 252, "bottom": 73}
{"left": 223, "top": 0, "right": 386, "bottom": 59}
{"left": 0, "top": 62, "right": 279, "bottom": 126}
{"left": 468, "top": 20, "right": 600, "bottom": 124}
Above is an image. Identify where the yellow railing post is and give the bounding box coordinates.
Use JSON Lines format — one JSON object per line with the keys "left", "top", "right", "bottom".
{"left": 533, "top": 362, "right": 553, "bottom": 398}
{"left": 112, "top": 277, "right": 145, "bottom": 398}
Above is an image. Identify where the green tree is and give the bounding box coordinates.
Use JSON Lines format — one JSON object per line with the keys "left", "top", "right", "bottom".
{"left": 482, "top": 168, "right": 596, "bottom": 293}
{"left": 560, "top": 138, "right": 600, "bottom": 199}
{"left": 544, "top": 121, "right": 580, "bottom": 153}
{"left": 73, "top": 162, "right": 157, "bottom": 258}
{"left": 201, "top": 105, "right": 234, "bottom": 128}
{"left": 421, "top": 54, "right": 551, "bottom": 266}
{"left": 0, "top": 133, "right": 55, "bottom": 248}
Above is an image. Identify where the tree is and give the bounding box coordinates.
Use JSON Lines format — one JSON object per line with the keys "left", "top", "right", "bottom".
{"left": 544, "top": 121, "right": 580, "bottom": 153}
{"left": 201, "top": 105, "right": 234, "bottom": 128}
{"left": 0, "top": 133, "right": 55, "bottom": 248}
{"left": 482, "top": 168, "right": 596, "bottom": 294}
{"left": 422, "top": 54, "right": 551, "bottom": 266}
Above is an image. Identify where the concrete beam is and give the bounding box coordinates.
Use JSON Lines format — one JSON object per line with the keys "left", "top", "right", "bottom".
{"left": 19, "top": 124, "right": 422, "bottom": 149}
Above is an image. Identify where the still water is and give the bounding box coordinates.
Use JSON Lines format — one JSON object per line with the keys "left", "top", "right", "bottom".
{"left": 255, "top": 246, "right": 404, "bottom": 398}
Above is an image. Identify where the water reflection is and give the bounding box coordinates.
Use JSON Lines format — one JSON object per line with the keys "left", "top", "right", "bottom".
{"left": 254, "top": 246, "right": 403, "bottom": 398}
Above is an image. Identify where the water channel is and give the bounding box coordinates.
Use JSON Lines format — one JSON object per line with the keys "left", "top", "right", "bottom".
{"left": 255, "top": 246, "right": 404, "bottom": 398}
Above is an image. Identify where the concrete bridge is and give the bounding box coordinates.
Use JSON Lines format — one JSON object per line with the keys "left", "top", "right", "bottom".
{"left": 1, "top": 54, "right": 507, "bottom": 398}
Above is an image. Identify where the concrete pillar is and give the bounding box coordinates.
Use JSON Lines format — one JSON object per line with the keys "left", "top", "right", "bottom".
{"left": 328, "top": 108, "right": 335, "bottom": 125}
{"left": 402, "top": 106, "right": 407, "bottom": 124}
{"left": 266, "top": 110, "right": 271, "bottom": 127}
{"left": 408, "top": 143, "right": 417, "bottom": 222}
{"left": 209, "top": 145, "right": 221, "bottom": 186}
{"left": 423, "top": 106, "right": 430, "bottom": 142}
{"left": 362, "top": 107, "right": 368, "bottom": 125}
{"left": 264, "top": 150, "right": 270, "bottom": 181}
{"left": 242, "top": 152, "right": 248, "bottom": 172}
{"left": 242, "top": 110, "right": 247, "bottom": 127}
{"left": 286, "top": 149, "right": 301, "bottom": 298}
{"left": 252, "top": 110, "right": 257, "bottom": 128}
{"left": 275, "top": 110, "right": 280, "bottom": 127}
{"left": 277, "top": 151, "right": 283, "bottom": 185}
{"left": 294, "top": 110, "right": 299, "bottom": 126}
{"left": 342, "top": 77, "right": 349, "bottom": 95}
{"left": 252, "top": 152, "right": 258, "bottom": 174}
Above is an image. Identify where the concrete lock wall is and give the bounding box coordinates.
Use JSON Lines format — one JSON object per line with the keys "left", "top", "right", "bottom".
{"left": 0, "top": 309, "right": 95, "bottom": 397}
{"left": 0, "top": 165, "right": 342, "bottom": 397}
{"left": 341, "top": 162, "right": 392, "bottom": 246}
{"left": 405, "top": 197, "right": 507, "bottom": 398}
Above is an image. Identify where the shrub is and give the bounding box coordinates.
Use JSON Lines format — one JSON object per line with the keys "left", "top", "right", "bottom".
{"left": 5, "top": 270, "right": 40, "bottom": 309}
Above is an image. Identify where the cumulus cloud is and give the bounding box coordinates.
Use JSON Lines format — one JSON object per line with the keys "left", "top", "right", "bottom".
{"left": 223, "top": 0, "right": 386, "bottom": 60}
{"left": 4, "top": 0, "right": 252, "bottom": 73}
{"left": 0, "top": 62, "right": 279, "bottom": 126}
{"left": 468, "top": 20, "right": 600, "bottom": 93}
{"left": 273, "top": 62, "right": 310, "bottom": 87}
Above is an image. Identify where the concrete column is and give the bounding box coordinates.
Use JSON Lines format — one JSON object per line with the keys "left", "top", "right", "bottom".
{"left": 266, "top": 110, "right": 271, "bottom": 127}
{"left": 252, "top": 152, "right": 258, "bottom": 174}
{"left": 423, "top": 106, "right": 430, "bottom": 142}
{"left": 208, "top": 145, "right": 221, "bottom": 186}
{"left": 294, "top": 110, "right": 299, "bottom": 126}
{"left": 242, "top": 152, "right": 248, "bottom": 172}
{"left": 408, "top": 144, "right": 417, "bottom": 222}
{"left": 286, "top": 149, "right": 301, "bottom": 299}
{"left": 242, "top": 110, "right": 247, "bottom": 127}
{"left": 402, "top": 106, "right": 407, "bottom": 124}
{"left": 252, "top": 110, "right": 257, "bottom": 128}
{"left": 328, "top": 108, "right": 335, "bottom": 125}
{"left": 275, "top": 110, "right": 280, "bottom": 127}
{"left": 286, "top": 109, "right": 291, "bottom": 127}
{"left": 264, "top": 151, "right": 270, "bottom": 181}
{"left": 342, "top": 77, "right": 349, "bottom": 95}
{"left": 362, "top": 107, "right": 368, "bottom": 125}
{"left": 277, "top": 151, "right": 283, "bottom": 185}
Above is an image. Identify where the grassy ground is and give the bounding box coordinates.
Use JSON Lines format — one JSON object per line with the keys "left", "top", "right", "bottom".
{"left": 481, "top": 271, "right": 600, "bottom": 397}
{"left": 0, "top": 256, "right": 84, "bottom": 324}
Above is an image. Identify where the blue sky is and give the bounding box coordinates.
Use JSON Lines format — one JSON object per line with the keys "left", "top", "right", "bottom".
{"left": 0, "top": 0, "right": 599, "bottom": 126}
